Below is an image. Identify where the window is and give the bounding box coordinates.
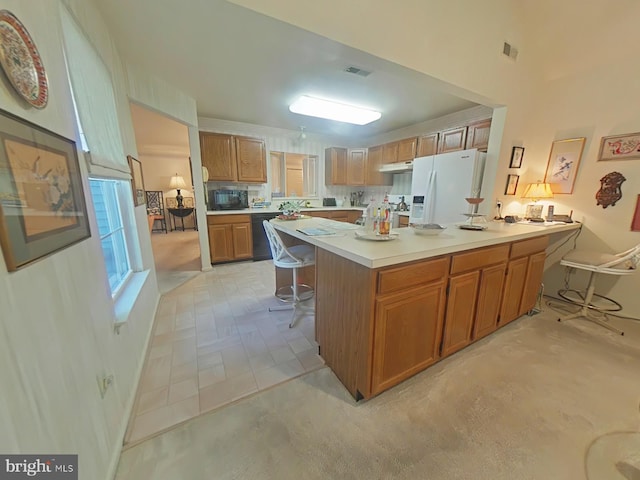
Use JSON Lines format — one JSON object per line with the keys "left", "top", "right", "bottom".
{"left": 90, "top": 179, "right": 134, "bottom": 295}
{"left": 271, "top": 151, "right": 318, "bottom": 197}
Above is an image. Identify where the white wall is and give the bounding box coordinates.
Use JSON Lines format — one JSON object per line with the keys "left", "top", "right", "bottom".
{"left": 0, "top": 2, "right": 197, "bottom": 479}
{"left": 231, "top": 0, "right": 640, "bottom": 314}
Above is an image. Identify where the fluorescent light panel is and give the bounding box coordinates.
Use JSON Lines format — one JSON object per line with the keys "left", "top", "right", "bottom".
{"left": 289, "top": 95, "right": 381, "bottom": 125}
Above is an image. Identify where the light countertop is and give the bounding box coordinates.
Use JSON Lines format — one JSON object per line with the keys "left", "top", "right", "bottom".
{"left": 271, "top": 217, "right": 581, "bottom": 269}
{"left": 206, "top": 206, "right": 366, "bottom": 215}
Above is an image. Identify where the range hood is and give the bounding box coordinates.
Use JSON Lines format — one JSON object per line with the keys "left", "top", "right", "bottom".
{"left": 379, "top": 161, "right": 413, "bottom": 173}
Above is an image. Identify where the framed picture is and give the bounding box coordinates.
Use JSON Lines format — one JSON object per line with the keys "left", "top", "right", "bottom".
{"left": 0, "top": 108, "right": 90, "bottom": 271}
{"left": 504, "top": 174, "right": 519, "bottom": 195}
{"left": 631, "top": 195, "right": 640, "bottom": 232}
{"left": 598, "top": 132, "right": 640, "bottom": 161}
{"left": 544, "top": 137, "right": 586, "bottom": 194}
{"left": 127, "top": 155, "right": 145, "bottom": 206}
{"left": 509, "top": 146, "right": 524, "bottom": 168}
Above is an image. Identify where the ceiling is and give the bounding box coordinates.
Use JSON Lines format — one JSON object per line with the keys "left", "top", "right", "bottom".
{"left": 98, "top": 0, "right": 478, "bottom": 139}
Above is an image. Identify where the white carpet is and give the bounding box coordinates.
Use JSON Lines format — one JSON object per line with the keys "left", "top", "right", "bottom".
{"left": 116, "top": 309, "right": 640, "bottom": 479}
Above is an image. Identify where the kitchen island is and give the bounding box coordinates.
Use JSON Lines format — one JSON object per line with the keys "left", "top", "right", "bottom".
{"left": 272, "top": 217, "right": 581, "bottom": 400}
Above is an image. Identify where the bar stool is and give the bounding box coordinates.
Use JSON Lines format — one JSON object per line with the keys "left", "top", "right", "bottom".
{"left": 262, "top": 220, "right": 315, "bottom": 328}
{"left": 557, "top": 244, "right": 640, "bottom": 335}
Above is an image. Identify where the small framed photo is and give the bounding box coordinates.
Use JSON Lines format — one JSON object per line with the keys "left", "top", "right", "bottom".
{"left": 127, "top": 155, "right": 146, "bottom": 206}
{"left": 509, "top": 146, "right": 524, "bottom": 168}
{"left": 544, "top": 137, "right": 586, "bottom": 194}
{"left": 598, "top": 132, "right": 640, "bottom": 161}
{"left": 504, "top": 174, "right": 519, "bottom": 195}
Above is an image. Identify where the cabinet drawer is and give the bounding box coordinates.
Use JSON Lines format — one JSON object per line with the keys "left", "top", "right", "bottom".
{"left": 377, "top": 257, "right": 449, "bottom": 295}
{"left": 510, "top": 236, "right": 548, "bottom": 259}
{"left": 450, "top": 244, "right": 509, "bottom": 275}
{"left": 207, "top": 214, "right": 251, "bottom": 225}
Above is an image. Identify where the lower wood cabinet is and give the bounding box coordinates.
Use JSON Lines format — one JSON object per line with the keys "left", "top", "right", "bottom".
{"left": 207, "top": 215, "right": 252, "bottom": 264}
{"left": 473, "top": 263, "right": 507, "bottom": 340}
{"left": 306, "top": 210, "right": 361, "bottom": 223}
{"left": 441, "top": 270, "right": 480, "bottom": 357}
{"left": 372, "top": 282, "right": 446, "bottom": 395}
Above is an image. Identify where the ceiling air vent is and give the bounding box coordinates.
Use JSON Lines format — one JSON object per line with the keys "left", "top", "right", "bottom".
{"left": 503, "top": 42, "right": 518, "bottom": 61}
{"left": 344, "top": 66, "right": 372, "bottom": 77}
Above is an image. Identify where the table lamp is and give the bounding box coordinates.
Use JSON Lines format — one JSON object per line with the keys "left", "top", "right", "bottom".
{"left": 169, "top": 174, "right": 187, "bottom": 208}
{"left": 522, "top": 181, "right": 553, "bottom": 219}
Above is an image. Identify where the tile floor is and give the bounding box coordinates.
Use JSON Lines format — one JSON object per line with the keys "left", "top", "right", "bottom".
{"left": 124, "top": 259, "right": 323, "bottom": 446}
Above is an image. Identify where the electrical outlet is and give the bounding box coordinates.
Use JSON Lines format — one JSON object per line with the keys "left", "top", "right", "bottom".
{"left": 496, "top": 200, "right": 503, "bottom": 208}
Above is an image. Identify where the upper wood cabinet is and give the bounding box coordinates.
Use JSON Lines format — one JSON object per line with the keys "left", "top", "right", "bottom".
{"left": 416, "top": 133, "right": 439, "bottom": 157}
{"left": 199, "top": 132, "right": 266, "bottom": 183}
{"left": 438, "top": 126, "right": 468, "bottom": 153}
{"left": 397, "top": 137, "right": 417, "bottom": 162}
{"left": 466, "top": 118, "right": 492, "bottom": 151}
{"left": 347, "top": 148, "right": 367, "bottom": 186}
{"left": 382, "top": 142, "right": 399, "bottom": 164}
{"left": 325, "top": 147, "right": 348, "bottom": 185}
{"left": 365, "top": 145, "right": 393, "bottom": 186}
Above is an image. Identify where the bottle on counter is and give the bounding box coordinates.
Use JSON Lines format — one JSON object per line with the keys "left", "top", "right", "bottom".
{"left": 379, "top": 194, "right": 391, "bottom": 235}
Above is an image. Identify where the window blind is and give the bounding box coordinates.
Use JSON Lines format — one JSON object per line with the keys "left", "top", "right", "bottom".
{"left": 60, "top": 7, "right": 130, "bottom": 179}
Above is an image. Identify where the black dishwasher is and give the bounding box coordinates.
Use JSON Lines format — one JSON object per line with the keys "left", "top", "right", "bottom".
{"left": 251, "top": 212, "right": 280, "bottom": 261}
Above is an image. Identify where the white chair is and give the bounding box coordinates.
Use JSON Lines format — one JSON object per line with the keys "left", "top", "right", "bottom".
{"left": 557, "top": 244, "right": 640, "bottom": 335}
{"left": 263, "top": 220, "right": 315, "bottom": 328}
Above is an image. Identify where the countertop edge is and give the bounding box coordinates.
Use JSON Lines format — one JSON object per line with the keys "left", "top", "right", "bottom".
{"left": 206, "top": 207, "right": 366, "bottom": 215}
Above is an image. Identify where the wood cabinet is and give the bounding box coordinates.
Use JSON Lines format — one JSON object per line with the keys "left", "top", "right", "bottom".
{"left": 347, "top": 148, "right": 367, "bottom": 186}
{"left": 398, "top": 215, "right": 409, "bottom": 228}
{"left": 466, "top": 118, "right": 492, "bottom": 151}
{"left": 199, "top": 132, "right": 266, "bottom": 183}
{"left": 325, "top": 147, "right": 347, "bottom": 185}
{"left": 499, "top": 236, "right": 548, "bottom": 326}
{"left": 371, "top": 283, "right": 446, "bottom": 395}
{"left": 306, "top": 209, "right": 362, "bottom": 223}
{"left": 442, "top": 244, "right": 509, "bottom": 357}
{"left": 382, "top": 142, "right": 399, "bottom": 164}
{"left": 325, "top": 147, "right": 367, "bottom": 186}
{"left": 416, "top": 133, "right": 439, "bottom": 157}
{"left": 397, "top": 137, "right": 418, "bottom": 162}
{"left": 438, "top": 126, "right": 468, "bottom": 153}
{"left": 365, "top": 145, "right": 391, "bottom": 186}
{"left": 206, "top": 214, "right": 252, "bottom": 264}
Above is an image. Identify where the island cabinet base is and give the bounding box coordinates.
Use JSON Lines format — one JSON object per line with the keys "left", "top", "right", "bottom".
{"left": 314, "top": 235, "right": 549, "bottom": 401}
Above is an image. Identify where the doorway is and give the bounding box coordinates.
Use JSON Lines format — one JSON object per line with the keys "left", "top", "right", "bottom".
{"left": 129, "top": 102, "right": 201, "bottom": 293}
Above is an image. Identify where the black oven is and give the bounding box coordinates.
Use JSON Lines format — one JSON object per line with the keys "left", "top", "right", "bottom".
{"left": 209, "top": 189, "right": 248, "bottom": 210}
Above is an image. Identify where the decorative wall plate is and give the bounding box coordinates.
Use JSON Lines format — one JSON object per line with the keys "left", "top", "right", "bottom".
{"left": 0, "top": 10, "right": 48, "bottom": 108}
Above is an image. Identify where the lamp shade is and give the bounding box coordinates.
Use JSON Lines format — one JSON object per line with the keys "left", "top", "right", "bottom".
{"left": 169, "top": 174, "right": 187, "bottom": 189}
{"left": 522, "top": 181, "right": 554, "bottom": 201}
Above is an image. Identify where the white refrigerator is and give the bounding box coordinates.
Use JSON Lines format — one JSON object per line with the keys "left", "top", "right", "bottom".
{"left": 409, "top": 148, "right": 486, "bottom": 225}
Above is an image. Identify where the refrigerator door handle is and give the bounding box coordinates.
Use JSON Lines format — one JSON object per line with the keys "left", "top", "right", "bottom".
{"left": 426, "top": 170, "right": 437, "bottom": 224}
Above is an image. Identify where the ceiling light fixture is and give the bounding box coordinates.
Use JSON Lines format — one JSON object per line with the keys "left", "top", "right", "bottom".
{"left": 289, "top": 95, "right": 381, "bottom": 125}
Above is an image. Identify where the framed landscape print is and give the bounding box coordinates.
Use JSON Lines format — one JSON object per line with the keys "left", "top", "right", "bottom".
{"left": 0, "top": 108, "right": 90, "bottom": 271}
{"left": 127, "top": 155, "right": 145, "bottom": 206}
{"left": 544, "top": 137, "right": 586, "bottom": 194}
{"left": 598, "top": 132, "right": 640, "bottom": 161}
{"left": 509, "top": 146, "right": 524, "bottom": 168}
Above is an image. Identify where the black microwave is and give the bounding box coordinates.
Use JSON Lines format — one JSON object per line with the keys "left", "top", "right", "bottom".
{"left": 210, "top": 189, "right": 249, "bottom": 210}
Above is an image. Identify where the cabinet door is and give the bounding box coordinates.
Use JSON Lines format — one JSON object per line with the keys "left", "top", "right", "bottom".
{"left": 473, "top": 263, "right": 507, "bottom": 340}
{"left": 416, "top": 133, "right": 439, "bottom": 157}
{"left": 397, "top": 137, "right": 418, "bottom": 162}
{"left": 347, "top": 148, "right": 367, "bottom": 185}
{"left": 441, "top": 271, "right": 480, "bottom": 358}
{"left": 347, "top": 210, "right": 362, "bottom": 224}
{"left": 466, "top": 119, "right": 492, "bottom": 151}
{"left": 438, "top": 126, "right": 468, "bottom": 153}
{"left": 325, "top": 147, "right": 347, "bottom": 185}
{"left": 382, "top": 142, "right": 398, "bottom": 164}
{"left": 371, "top": 283, "right": 446, "bottom": 395}
{"left": 200, "top": 132, "right": 236, "bottom": 181}
{"left": 519, "top": 251, "right": 546, "bottom": 315}
{"left": 208, "top": 225, "right": 233, "bottom": 263}
{"left": 398, "top": 216, "right": 409, "bottom": 227}
{"left": 365, "top": 145, "right": 392, "bottom": 186}
{"left": 231, "top": 223, "right": 253, "bottom": 260}
{"left": 235, "top": 136, "right": 266, "bottom": 183}
{"left": 499, "top": 257, "right": 529, "bottom": 325}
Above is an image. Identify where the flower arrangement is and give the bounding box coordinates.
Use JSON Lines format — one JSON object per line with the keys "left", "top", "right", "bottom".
{"left": 278, "top": 200, "right": 303, "bottom": 216}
